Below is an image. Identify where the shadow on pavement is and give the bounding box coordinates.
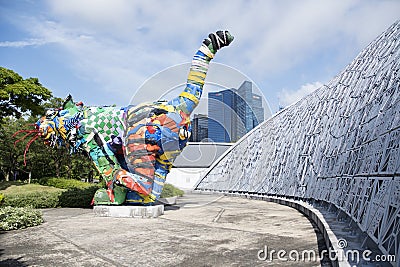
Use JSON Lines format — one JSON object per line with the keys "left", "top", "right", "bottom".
{"left": 164, "top": 205, "right": 180, "bottom": 211}
{"left": 0, "top": 257, "right": 28, "bottom": 267}
{"left": 0, "top": 247, "right": 28, "bottom": 267}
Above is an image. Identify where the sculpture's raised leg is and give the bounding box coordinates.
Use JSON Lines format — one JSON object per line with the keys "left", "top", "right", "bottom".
{"left": 94, "top": 31, "right": 234, "bottom": 205}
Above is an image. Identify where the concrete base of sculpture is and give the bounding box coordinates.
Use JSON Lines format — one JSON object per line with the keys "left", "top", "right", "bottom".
{"left": 93, "top": 205, "right": 164, "bottom": 218}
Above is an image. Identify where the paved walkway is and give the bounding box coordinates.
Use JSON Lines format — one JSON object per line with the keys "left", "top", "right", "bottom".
{"left": 0, "top": 193, "right": 330, "bottom": 266}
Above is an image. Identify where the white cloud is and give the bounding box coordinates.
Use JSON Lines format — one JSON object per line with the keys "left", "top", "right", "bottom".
{"left": 3, "top": 0, "right": 400, "bottom": 106}
{"left": 0, "top": 39, "right": 48, "bottom": 47}
{"left": 40, "top": 1, "right": 400, "bottom": 75}
{"left": 279, "top": 81, "right": 323, "bottom": 107}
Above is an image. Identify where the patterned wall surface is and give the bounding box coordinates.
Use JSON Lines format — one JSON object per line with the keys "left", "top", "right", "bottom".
{"left": 196, "top": 21, "right": 400, "bottom": 259}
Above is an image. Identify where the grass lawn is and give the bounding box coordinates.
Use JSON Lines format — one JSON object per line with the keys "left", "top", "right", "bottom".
{"left": 0, "top": 181, "right": 65, "bottom": 209}
{"left": 0, "top": 181, "right": 63, "bottom": 195}
{"left": 0, "top": 181, "right": 24, "bottom": 190}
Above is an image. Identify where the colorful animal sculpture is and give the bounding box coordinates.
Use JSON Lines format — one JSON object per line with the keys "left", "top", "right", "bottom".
{"left": 28, "top": 31, "right": 233, "bottom": 205}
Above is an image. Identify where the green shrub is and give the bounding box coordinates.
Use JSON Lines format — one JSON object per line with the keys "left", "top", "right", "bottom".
{"left": 3, "top": 191, "right": 62, "bottom": 208}
{"left": 1, "top": 183, "right": 61, "bottom": 194}
{"left": 2, "top": 187, "right": 98, "bottom": 209}
{"left": 37, "top": 178, "right": 100, "bottom": 208}
{"left": 0, "top": 183, "right": 64, "bottom": 208}
{"left": 38, "top": 177, "right": 94, "bottom": 189}
{"left": 160, "top": 183, "right": 184, "bottom": 198}
{"left": 0, "top": 206, "right": 43, "bottom": 231}
{"left": 0, "top": 179, "right": 100, "bottom": 209}
{"left": 0, "top": 181, "right": 24, "bottom": 190}
{"left": 0, "top": 193, "right": 4, "bottom": 205}
{"left": 1, "top": 179, "right": 185, "bottom": 208}
{"left": 58, "top": 186, "right": 99, "bottom": 208}
{"left": 97, "top": 178, "right": 106, "bottom": 188}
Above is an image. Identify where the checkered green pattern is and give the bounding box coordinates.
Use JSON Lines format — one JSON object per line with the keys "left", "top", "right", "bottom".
{"left": 84, "top": 107, "right": 125, "bottom": 142}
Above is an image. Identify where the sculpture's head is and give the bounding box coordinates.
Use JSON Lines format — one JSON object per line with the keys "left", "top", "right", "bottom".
{"left": 13, "top": 95, "right": 83, "bottom": 165}
{"left": 35, "top": 94, "right": 83, "bottom": 147}
{"left": 35, "top": 108, "right": 64, "bottom": 147}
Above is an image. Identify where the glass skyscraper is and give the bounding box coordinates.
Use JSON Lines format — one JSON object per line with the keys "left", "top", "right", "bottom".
{"left": 237, "top": 81, "right": 264, "bottom": 133}
{"left": 190, "top": 114, "right": 208, "bottom": 142}
{"left": 208, "top": 89, "right": 237, "bottom": 143}
{"left": 207, "top": 81, "right": 264, "bottom": 143}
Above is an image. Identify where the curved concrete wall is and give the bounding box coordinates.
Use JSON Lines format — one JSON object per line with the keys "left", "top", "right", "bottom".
{"left": 196, "top": 21, "right": 400, "bottom": 261}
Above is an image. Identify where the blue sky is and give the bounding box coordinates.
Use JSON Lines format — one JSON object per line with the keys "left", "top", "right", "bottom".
{"left": 1, "top": 0, "right": 399, "bottom": 115}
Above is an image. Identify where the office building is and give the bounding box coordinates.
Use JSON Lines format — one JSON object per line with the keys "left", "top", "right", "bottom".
{"left": 190, "top": 114, "right": 208, "bottom": 142}
{"left": 208, "top": 89, "right": 238, "bottom": 142}
{"left": 207, "top": 81, "right": 264, "bottom": 142}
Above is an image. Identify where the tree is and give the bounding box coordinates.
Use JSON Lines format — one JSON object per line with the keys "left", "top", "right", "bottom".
{"left": 0, "top": 116, "right": 95, "bottom": 181}
{"left": 0, "top": 118, "right": 26, "bottom": 181}
{"left": 0, "top": 67, "right": 52, "bottom": 119}
{"left": 0, "top": 66, "right": 94, "bottom": 181}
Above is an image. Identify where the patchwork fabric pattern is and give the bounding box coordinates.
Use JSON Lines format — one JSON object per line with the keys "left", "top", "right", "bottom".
{"left": 33, "top": 31, "right": 234, "bottom": 205}
{"left": 84, "top": 107, "right": 125, "bottom": 142}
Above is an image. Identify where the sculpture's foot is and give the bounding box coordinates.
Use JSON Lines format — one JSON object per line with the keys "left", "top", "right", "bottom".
{"left": 93, "top": 187, "right": 127, "bottom": 205}
{"left": 202, "top": 30, "right": 234, "bottom": 54}
{"left": 98, "top": 169, "right": 156, "bottom": 205}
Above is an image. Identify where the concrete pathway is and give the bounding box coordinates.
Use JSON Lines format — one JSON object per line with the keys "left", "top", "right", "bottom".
{"left": 0, "top": 193, "right": 331, "bottom": 267}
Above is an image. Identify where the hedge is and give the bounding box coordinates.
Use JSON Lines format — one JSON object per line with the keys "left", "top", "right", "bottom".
{"left": 37, "top": 177, "right": 95, "bottom": 189}
{"left": 1, "top": 180, "right": 100, "bottom": 209}
{"left": 1, "top": 180, "right": 183, "bottom": 208}
{"left": 0, "top": 206, "right": 43, "bottom": 231}
{"left": 58, "top": 186, "right": 99, "bottom": 208}
{"left": 2, "top": 191, "right": 62, "bottom": 208}
{"left": 36, "top": 178, "right": 100, "bottom": 208}
{"left": 160, "top": 183, "right": 184, "bottom": 198}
